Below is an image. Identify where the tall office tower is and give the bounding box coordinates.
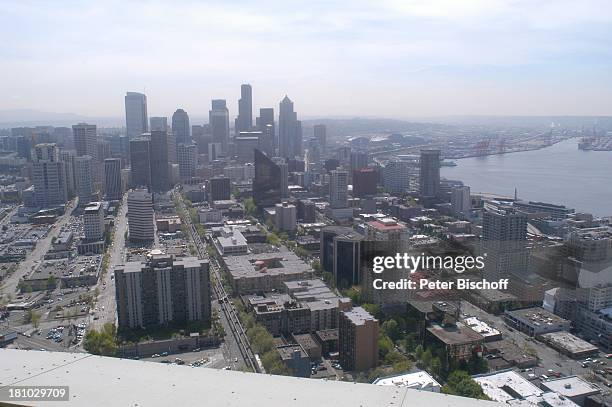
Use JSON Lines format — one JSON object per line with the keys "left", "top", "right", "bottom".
{"left": 313, "top": 124, "right": 327, "bottom": 156}
{"left": 172, "top": 109, "right": 190, "bottom": 145}
{"left": 72, "top": 123, "right": 97, "bottom": 160}
{"left": 209, "top": 99, "right": 230, "bottom": 154}
{"left": 97, "top": 140, "right": 111, "bottom": 162}
{"left": 329, "top": 169, "right": 348, "bottom": 208}
{"left": 350, "top": 151, "right": 368, "bottom": 171}
{"left": 451, "top": 185, "right": 471, "bottom": 216}
{"left": 114, "top": 254, "right": 211, "bottom": 329}
{"left": 235, "top": 84, "right": 253, "bottom": 134}
{"left": 208, "top": 177, "right": 231, "bottom": 202}
{"left": 75, "top": 155, "right": 94, "bottom": 206}
{"left": 278, "top": 95, "right": 302, "bottom": 159}
{"left": 150, "top": 116, "right": 168, "bottom": 132}
{"left": 208, "top": 142, "right": 222, "bottom": 162}
{"left": 257, "top": 108, "right": 275, "bottom": 155}
{"left": 419, "top": 149, "right": 441, "bottom": 199}
{"left": 127, "top": 189, "right": 154, "bottom": 242}
{"left": 83, "top": 201, "right": 104, "bottom": 241}
{"left": 253, "top": 149, "right": 282, "bottom": 208}
{"left": 339, "top": 307, "right": 379, "bottom": 372}
{"left": 272, "top": 157, "right": 289, "bottom": 198}
{"left": 129, "top": 137, "right": 151, "bottom": 188}
{"left": 482, "top": 201, "right": 529, "bottom": 281}
{"left": 307, "top": 138, "right": 321, "bottom": 166}
{"left": 320, "top": 226, "right": 363, "bottom": 288}
{"left": 59, "top": 150, "right": 77, "bottom": 198}
{"left": 166, "top": 131, "right": 177, "bottom": 165}
{"left": 256, "top": 108, "right": 274, "bottom": 132}
{"left": 353, "top": 167, "right": 378, "bottom": 197}
{"left": 150, "top": 130, "right": 169, "bottom": 192}
{"left": 104, "top": 158, "right": 122, "bottom": 200}
{"left": 235, "top": 131, "right": 261, "bottom": 162}
{"left": 274, "top": 202, "right": 297, "bottom": 232}
{"left": 192, "top": 124, "right": 210, "bottom": 154}
{"left": 177, "top": 143, "right": 197, "bottom": 179}
{"left": 32, "top": 143, "right": 68, "bottom": 207}
{"left": 125, "top": 92, "right": 148, "bottom": 138}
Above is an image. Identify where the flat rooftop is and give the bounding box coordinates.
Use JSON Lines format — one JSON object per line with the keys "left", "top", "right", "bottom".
{"left": 427, "top": 323, "right": 484, "bottom": 345}
{"left": 539, "top": 331, "right": 599, "bottom": 354}
{"left": 343, "top": 306, "right": 377, "bottom": 326}
{"left": 473, "top": 370, "right": 542, "bottom": 402}
{"left": 541, "top": 376, "right": 601, "bottom": 398}
{"left": 373, "top": 370, "right": 441, "bottom": 391}
{"left": 225, "top": 249, "right": 312, "bottom": 280}
{"left": 506, "top": 307, "right": 570, "bottom": 326}
{"left": 0, "top": 349, "right": 499, "bottom": 407}
{"left": 463, "top": 317, "right": 501, "bottom": 338}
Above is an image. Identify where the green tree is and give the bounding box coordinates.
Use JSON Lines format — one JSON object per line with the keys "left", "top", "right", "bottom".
{"left": 311, "top": 260, "right": 322, "bottom": 274}
{"left": 378, "top": 333, "right": 394, "bottom": 359}
{"left": 381, "top": 319, "right": 401, "bottom": 342}
{"left": 442, "top": 370, "right": 489, "bottom": 400}
{"left": 83, "top": 323, "right": 117, "bottom": 356}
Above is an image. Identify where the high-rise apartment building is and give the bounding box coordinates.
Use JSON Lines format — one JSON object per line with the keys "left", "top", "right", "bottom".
{"left": 172, "top": 109, "right": 190, "bottom": 145}
{"left": 127, "top": 189, "right": 154, "bottom": 242}
{"left": 451, "top": 185, "right": 471, "bottom": 216}
{"left": 177, "top": 143, "right": 197, "bottom": 179}
{"left": 32, "top": 143, "right": 68, "bottom": 207}
{"left": 235, "top": 84, "right": 252, "bottom": 134}
{"left": 125, "top": 92, "right": 148, "bottom": 138}
{"left": 72, "top": 123, "right": 97, "bottom": 160}
{"left": 279, "top": 96, "right": 302, "bottom": 159}
{"left": 339, "top": 307, "right": 379, "bottom": 371}
{"left": 129, "top": 137, "right": 151, "bottom": 188}
{"left": 115, "top": 253, "right": 211, "bottom": 329}
{"left": 104, "top": 158, "right": 122, "bottom": 200}
{"left": 150, "top": 130, "right": 169, "bottom": 192}
{"left": 209, "top": 99, "right": 230, "bottom": 154}
{"left": 83, "top": 201, "right": 105, "bottom": 241}
{"left": 419, "top": 149, "right": 441, "bottom": 199}
{"left": 329, "top": 170, "right": 348, "bottom": 208}
{"left": 382, "top": 160, "right": 415, "bottom": 194}
{"left": 482, "top": 201, "right": 529, "bottom": 281}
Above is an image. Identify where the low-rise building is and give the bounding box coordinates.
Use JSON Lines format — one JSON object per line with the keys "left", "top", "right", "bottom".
{"left": 426, "top": 323, "right": 484, "bottom": 362}
{"left": 540, "top": 376, "right": 600, "bottom": 406}
{"left": 373, "top": 371, "right": 441, "bottom": 393}
{"left": 223, "top": 249, "right": 313, "bottom": 294}
{"left": 538, "top": 331, "right": 598, "bottom": 359}
{"left": 504, "top": 307, "right": 571, "bottom": 337}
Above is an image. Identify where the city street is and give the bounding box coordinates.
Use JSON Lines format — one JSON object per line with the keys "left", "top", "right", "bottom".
{"left": 89, "top": 194, "right": 127, "bottom": 331}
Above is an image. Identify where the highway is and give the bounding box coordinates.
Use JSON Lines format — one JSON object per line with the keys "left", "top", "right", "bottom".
{"left": 174, "top": 192, "right": 261, "bottom": 373}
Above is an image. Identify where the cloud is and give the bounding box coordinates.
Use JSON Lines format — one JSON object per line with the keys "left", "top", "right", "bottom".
{"left": 0, "top": 0, "right": 611, "bottom": 117}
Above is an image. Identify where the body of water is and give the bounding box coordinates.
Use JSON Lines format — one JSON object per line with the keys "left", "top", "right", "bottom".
{"left": 441, "top": 139, "right": 612, "bottom": 217}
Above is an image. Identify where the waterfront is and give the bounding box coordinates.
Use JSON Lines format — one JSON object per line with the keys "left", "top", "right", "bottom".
{"left": 442, "top": 138, "right": 612, "bottom": 217}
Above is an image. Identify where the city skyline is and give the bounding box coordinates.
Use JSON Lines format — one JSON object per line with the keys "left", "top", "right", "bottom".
{"left": 2, "top": 1, "right": 612, "bottom": 118}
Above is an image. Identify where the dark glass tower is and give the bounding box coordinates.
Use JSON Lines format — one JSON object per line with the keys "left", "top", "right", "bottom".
{"left": 253, "top": 149, "right": 282, "bottom": 208}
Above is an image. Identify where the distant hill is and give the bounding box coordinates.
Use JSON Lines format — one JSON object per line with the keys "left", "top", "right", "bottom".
{"left": 0, "top": 109, "right": 122, "bottom": 128}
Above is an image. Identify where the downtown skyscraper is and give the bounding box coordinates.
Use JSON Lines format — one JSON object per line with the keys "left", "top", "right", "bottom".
{"left": 235, "top": 84, "right": 252, "bottom": 134}
{"left": 125, "top": 92, "right": 148, "bottom": 138}
{"left": 32, "top": 143, "right": 68, "bottom": 208}
{"left": 419, "top": 149, "right": 440, "bottom": 200}
{"left": 209, "top": 99, "right": 230, "bottom": 154}
{"left": 278, "top": 95, "right": 302, "bottom": 159}
{"left": 72, "top": 123, "right": 98, "bottom": 160}
{"left": 172, "top": 108, "right": 190, "bottom": 145}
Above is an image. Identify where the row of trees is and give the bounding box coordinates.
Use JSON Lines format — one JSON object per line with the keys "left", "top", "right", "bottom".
{"left": 234, "top": 301, "right": 291, "bottom": 375}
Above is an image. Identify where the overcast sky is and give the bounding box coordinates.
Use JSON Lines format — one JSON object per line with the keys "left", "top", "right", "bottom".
{"left": 1, "top": 0, "right": 611, "bottom": 119}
